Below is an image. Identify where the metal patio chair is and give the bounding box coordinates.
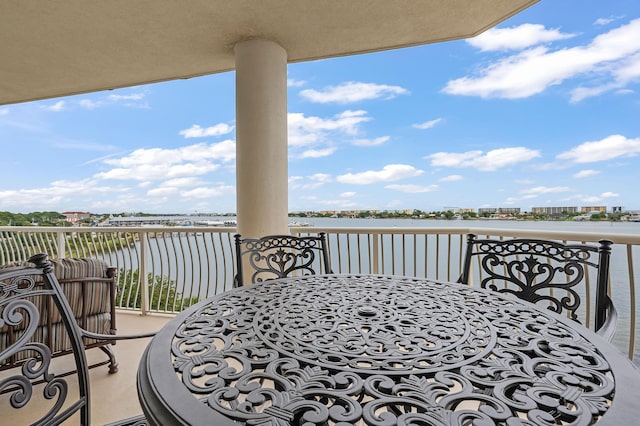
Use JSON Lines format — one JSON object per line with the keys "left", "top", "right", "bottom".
{"left": 0, "top": 253, "right": 153, "bottom": 425}
{"left": 233, "top": 233, "right": 332, "bottom": 287}
{"left": 458, "top": 234, "right": 617, "bottom": 341}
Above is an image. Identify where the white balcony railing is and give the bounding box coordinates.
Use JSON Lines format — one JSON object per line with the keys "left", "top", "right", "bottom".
{"left": 1, "top": 225, "right": 638, "bottom": 362}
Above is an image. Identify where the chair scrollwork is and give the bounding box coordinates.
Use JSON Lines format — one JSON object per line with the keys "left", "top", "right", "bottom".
{"left": 234, "top": 233, "right": 333, "bottom": 286}
{"left": 459, "top": 234, "right": 616, "bottom": 340}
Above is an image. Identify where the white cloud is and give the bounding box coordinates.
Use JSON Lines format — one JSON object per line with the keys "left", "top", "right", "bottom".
{"left": 78, "top": 92, "right": 149, "bottom": 110}
{"left": 412, "top": 118, "right": 443, "bottom": 130}
{"left": 44, "top": 101, "right": 65, "bottom": 112}
{"left": 444, "top": 19, "right": 640, "bottom": 100}
{"left": 569, "top": 86, "right": 610, "bottom": 102}
{"left": 95, "top": 140, "right": 235, "bottom": 182}
{"left": 352, "top": 136, "right": 390, "bottom": 147}
{"left": 105, "top": 162, "right": 219, "bottom": 181}
{"left": 179, "top": 123, "right": 234, "bottom": 138}
{"left": 581, "top": 196, "right": 603, "bottom": 203}
{"left": 595, "top": 16, "right": 622, "bottom": 26}
{"left": 341, "top": 192, "right": 356, "bottom": 197}
{"left": 287, "top": 79, "right": 306, "bottom": 87}
{"left": 0, "top": 108, "right": 8, "bottom": 115}
{"left": 180, "top": 185, "right": 234, "bottom": 199}
{"left": 439, "top": 175, "right": 463, "bottom": 182}
{"left": 290, "top": 173, "right": 333, "bottom": 190}
{"left": 385, "top": 184, "right": 438, "bottom": 193}
{"left": 48, "top": 140, "right": 118, "bottom": 154}
{"left": 0, "top": 188, "right": 60, "bottom": 209}
{"left": 573, "top": 169, "right": 600, "bottom": 178}
{"left": 557, "top": 192, "right": 619, "bottom": 204}
{"left": 467, "top": 23, "right": 575, "bottom": 52}
{"left": 151, "top": 177, "right": 202, "bottom": 193}
{"left": 337, "top": 164, "right": 423, "bottom": 184}
{"left": 288, "top": 110, "right": 372, "bottom": 158}
{"left": 614, "top": 53, "right": 640, "bottom": 83}
{"left": 159, "top": 177, "right": 204, "bottom": 188}
{"left": 146, "top": 187, "right": 179, "bottom": 197}
{"left": 520, "top": 186, "right": 571, "bottom": 195}
{"left": 0, "top": 178, "right": 124, "bottom": 211}
{"left": 426, "top": 147, "right": 540, "bottom": 171}
{"left": 557, "top": 134, "right": 640, "bottom": 163}
{"left": 107, "top": 93, "right": 145, "bottom": 101}
{"left": 521, "top": 194, "right": 539, "bottom": 200}
{"left": 78, "top": 92, "right": 148, "bottom": 109}
{"left": 291, "top": 181, "right": 323, "bottom": 190}
{"left": 289, "top": 110, "right": 371, "bottom": 146}
{"left": 299, "top": 148, "right": 336, "bottom": 158}
{"left": 300, "top": 81, "right": 409, "bottom": 104}
{"left": 571, "top": 52, "right": 640, "bottom": 102}
{"left": 79, "top": 99, "right": 103, "bottom": 110}
{"left": 309, "top": 173, "right": 332, "bottom": 183}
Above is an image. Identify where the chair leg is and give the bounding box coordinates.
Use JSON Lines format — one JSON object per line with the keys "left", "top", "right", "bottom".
{"left": 100, "top": 345, "right": 119, "bottom": 374}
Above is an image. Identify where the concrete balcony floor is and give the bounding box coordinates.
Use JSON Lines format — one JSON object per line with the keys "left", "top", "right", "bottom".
{"left": 2, "top": 311, "right": 173, "bottom": 425}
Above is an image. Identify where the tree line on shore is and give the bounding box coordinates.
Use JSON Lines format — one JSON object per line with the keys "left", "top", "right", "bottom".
{"left": 0, "top": 208, "right": 629, "bottom": 227}
{"left": 289, "top": 209, "right": 627, "bottom": 221}
{"left": 0, "top": 211, "right": 67, "bottom": 226}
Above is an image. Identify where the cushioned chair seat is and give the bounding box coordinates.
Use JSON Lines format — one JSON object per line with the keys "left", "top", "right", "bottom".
{"left": 0, "top": 256, "right": 119, "bottom": 373}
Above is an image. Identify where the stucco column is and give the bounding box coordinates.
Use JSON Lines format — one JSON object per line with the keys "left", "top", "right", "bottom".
{"left": 235, "top": 39, "right": 289, "bottom": 238}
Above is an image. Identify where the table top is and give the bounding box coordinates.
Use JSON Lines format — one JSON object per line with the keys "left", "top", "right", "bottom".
{"left": 137, "top": 274, "right": 640, "bottom": 425}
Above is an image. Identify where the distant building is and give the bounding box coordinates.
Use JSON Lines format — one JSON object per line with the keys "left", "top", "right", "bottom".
{"left": 478, "top": 208, "right": 497, "bottom": 215}
{"left": 496, "top": 207, "right": 520, "bottom": 214}
{"left": 61, "top": 211, "right": 91, "bottom": 224}
{"left": 612, "top": 206, "right": 624, "bottom": 213}
{"left": 478, "top": 207, "right": 519, "bottom": 215}
{"left": 443, "top": 207, "right": 475, "bottom": 214}
{"left": 625, "top": 210, "right": 640, "bottom": 222}
{"left": 531, "top": 206, "right": 578, "bottom": 215}
{"left": 581, "top": 206, "right": 606, "bottom": 214}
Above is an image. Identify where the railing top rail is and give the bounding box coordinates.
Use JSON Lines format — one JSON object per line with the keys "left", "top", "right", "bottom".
{"left": 2, "top": 224, "right": 638, "bottom": 245}
{"left": 291, "top": 226, "right": 471, "bottom": 235}
{"left": 0, "top": 226, "right": 238, "bottom": 234}
{"left": 292, "top": 225, "right": 640, "bottom": 245}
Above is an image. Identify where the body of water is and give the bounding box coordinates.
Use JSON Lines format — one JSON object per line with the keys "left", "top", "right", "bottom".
{"left": 296, "top": 216, "right": 640, "bottom": 234}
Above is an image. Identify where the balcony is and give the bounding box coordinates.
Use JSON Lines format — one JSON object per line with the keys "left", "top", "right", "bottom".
{"left": 2, "top": 224, "right": 639, "bottom": 424}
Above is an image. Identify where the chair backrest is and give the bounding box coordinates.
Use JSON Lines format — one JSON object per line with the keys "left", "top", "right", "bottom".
{"left": 459, "top": 234, "right": 615, "bottom": 338}
{"left": 0, "top": 253, "right": 92, "bottom": 425}
{"left": 234, "top": 233, "right": 332, "bottom": 286}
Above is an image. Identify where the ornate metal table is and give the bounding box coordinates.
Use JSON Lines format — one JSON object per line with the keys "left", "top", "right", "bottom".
{"left": 137, "top": 274, "right": 640, "bottom": 425}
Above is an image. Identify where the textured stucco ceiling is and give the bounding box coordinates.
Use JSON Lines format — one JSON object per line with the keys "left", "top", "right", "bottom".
{"left": 0, "top": 0, "right": 538, "bottom": 105}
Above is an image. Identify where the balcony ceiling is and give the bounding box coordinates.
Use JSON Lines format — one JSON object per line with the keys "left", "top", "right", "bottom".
{"left": 0, "top": 0, "right": 538, "bottom": 106}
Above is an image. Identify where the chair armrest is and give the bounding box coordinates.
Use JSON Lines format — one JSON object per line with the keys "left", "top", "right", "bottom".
{"left": 595, "top": 296, "right": 617, "bottom": 342}
{"left": 58, "top": 274, "right": 118, "bottom": 334}
{"left": 80, "top": 329, "right": 157, "bottom": 341}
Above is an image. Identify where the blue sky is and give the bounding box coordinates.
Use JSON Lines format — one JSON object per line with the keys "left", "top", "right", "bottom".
{"left": 1, "top": 0, "right": 639, "bottom": 215}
